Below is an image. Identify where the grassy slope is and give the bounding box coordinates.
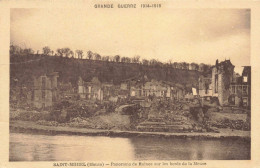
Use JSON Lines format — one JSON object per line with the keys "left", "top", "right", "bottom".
{"left": 10, "top": 54, "right": 201, "bottom": 89}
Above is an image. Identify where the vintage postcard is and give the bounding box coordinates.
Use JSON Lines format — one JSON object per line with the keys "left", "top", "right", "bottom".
{"left": 0, "top": 0, "right": 260, "bottom": 168}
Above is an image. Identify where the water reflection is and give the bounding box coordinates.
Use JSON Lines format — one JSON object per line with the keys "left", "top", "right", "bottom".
{"left": 130, "top": 137, "right": 250, "bottom": 160}
{"left": 9, "top": 132, "right": 250, "bottom": 161}
{"left": 10, "top": 133, "right": 135, "bottom": 161}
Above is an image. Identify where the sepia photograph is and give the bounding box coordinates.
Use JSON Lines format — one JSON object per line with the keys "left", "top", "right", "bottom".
{"left": 8, "top": 7, "right": 251, "bottom": 162}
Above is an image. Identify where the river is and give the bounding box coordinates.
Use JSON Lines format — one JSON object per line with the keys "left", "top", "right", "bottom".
{"left": 9, "top": 132, "right": 250, "bottom": 161}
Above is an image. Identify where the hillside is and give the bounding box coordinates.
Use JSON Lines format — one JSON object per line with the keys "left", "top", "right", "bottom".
{"left": 10, "top": 54, "right": 202, "bottom": 89}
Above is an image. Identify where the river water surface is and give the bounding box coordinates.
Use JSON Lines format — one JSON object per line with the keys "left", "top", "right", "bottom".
{"left": 10, "top": 132, "right": 250, "bottom": 161}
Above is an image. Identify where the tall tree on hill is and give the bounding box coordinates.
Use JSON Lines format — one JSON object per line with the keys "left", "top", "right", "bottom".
{"left": 87, "top": 50, "right": 93, "bottom": 60}
{"left": 101, "top": 56, "right": 109, "bottom": 61}
{"left": 177, "top": 63, "right": 182, "bottom": 69}
{"left": 121, "top": 57, "right": 126, "bottom": 63}
{"left": 131, "top": 57, "right": 135, "bottom": 63}
{"left": 56, "top": 48, "right": 63, "bottom": 57}
{"left": 190, "top": 63, "right": 199, "bottom": 71}
{"left": 69, "top": 50, "right": 74, "bottom": 58}
{"left": 194, "top": 63, "right": 199, "bottom": 71}
{"left": 94, "top": 53, "right": 101, "bottom": 60}
{"left": 132, "top": 55, "right": 140, "bottom": 63}
{"left": 63, "top": 48, "right": 72, "bottom": 57}
{"left": 172, "top": 62, "right": 178, "bottom": 69}
{"left": 156, "top": 61, "right": 163, "bottom": 68}
{"left": 109, "top": 56, "right": 115, "bottom": 62}
{"left": 182, "top": 62, "right": 189, "bottom": 70}
{"left": 42, "top": 46, "right": 51, "bottom": 55}
{"left": 10, "top": 45, "right": 21, "bottom": 55}
{"left": 114, "top": 55, "right": 120, "bottom": 62}
{"left": 136, "top": 55, "right": 140, "bottom": 63}
{"left": 179, "top": 63, "right": 184, "bottom": 69}
{"left": 199, "top": 63, "right": 206, "bottom": 72}
{"left": 167, "top": 59, "right": 172, "bottom": 66}
{"left": 149, "top": 59, "right": 158, "bottom": 66}
{"left": 179, "top": 62, "right": 186, "bottom": 69}
{"left": 57, "top": 48, "right": 65, "bottom": 57}
{"left": 142, "top": 59, "right": 149, "bottom": 65}
{"left": 125, "top": 57, "right": 131, "bottom": 63}
{"left": 22, "top": 48, "right": 34, "bottom": 55}
{"left": 76, "top": 50, "right": 83, "bottom": 59}
{"left": 105, "top": 56, "right": 110, "bottom": 61}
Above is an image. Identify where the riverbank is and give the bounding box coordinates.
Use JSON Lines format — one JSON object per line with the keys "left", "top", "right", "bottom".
{"left": 10, "top": 120, "right": 250, "bottom": 141}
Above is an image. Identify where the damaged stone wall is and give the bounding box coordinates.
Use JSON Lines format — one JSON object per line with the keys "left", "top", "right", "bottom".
{"left": 33, "top": 73, "right": 59, "bottom": 109}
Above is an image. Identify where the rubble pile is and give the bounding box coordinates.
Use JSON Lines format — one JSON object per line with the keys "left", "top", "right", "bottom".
{"left": 10, "top": 108, "right": 51, "bottom": 121}
{"left": 206, "top": 108, "right": 250, "bottom": 131}
{"left": 135, "top": 99, "right": 203, "bottom": 132}
{"left": 10, "top": 108, "right": 22, "bottom": 119}
{"left": 10, "top": 95, "right": 251, "bottom": 133}
{"left": 37, "top": 120, "right": 59, "bottom": 126}
{"left": 49, "top": 100, "right": 117, "bottom": 122}
{"left": 68, "top": 113, "right": 131, "bottom": 130}
{"left": 210, "top": 119, "right": 250, "bottom": 130}
{"left": 133, "top": 97, "right": 250, "bottom": 133}
{"left": 221, "top": 106, "right": 248, "bottom": 114}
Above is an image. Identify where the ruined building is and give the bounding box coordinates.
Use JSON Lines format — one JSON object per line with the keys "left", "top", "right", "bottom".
{"left": 129, "top": 79, "right": 185, "bottom": 100}
{"left": 211, "top": 60, "right": 234, "bottom": 106}
{"left": 198, "top": 59, "right": 251, "bottom": 109}
{"left": 78, "top": 77, "right": 87, "bottom": 99}
{"left": 198, "top": 74, "right": 212, "bottom": 97}
{"left": 33, "top": 72, "right": 59, "bottom": 108}
{"left": 78, "top": 77, "right": 104, "bottom": 101}
{"left": 230, "top": 66, "right": 251, "bottom": 108}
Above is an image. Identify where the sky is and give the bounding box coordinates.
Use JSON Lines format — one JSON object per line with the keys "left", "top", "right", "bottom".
{"left": 10, "top": 8, "right": 250, "bottom": 74}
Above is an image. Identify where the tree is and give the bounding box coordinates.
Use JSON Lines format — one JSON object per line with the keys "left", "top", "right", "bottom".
{"left": 69, "top": 50, "right": 74, "bottom": 58}
{"left": 199, "top": 63, "right": 212, "bottom": 72}
{"left": 42, "top": 46, "right": 51, "bottom": 55}
{"left": 63, "top": 48, "right": 71, "bottom": 57}
{"left": 179, "top": 62, "right": 188, "bottom": 69}
{"left": 182, "top": 62, "right": 189, "bottom": 70}
{"left": 142, "top": 59, "right": 149, "bottom": 65}
{"left": 101, "top": 56, "right": 109, "bottom": 61}
{"left": 121, "top": 57, "right": 127, "bottom": 63}
{"left": 76, "top": 50, "right": 83, "bottom": 59}
{"left": 172, "top": 62, "right": 178, "bottom": 69}
{"left": 190, "top": 63, "right": 199, "bottom": 71}
{"left": 10, "top": 45, "right": 21, "bottom": 55}
{"left": 56, "top": 48, "right": 72, "bottom": 57}
{"left": 195, "top": 64, "right": 199, "bottom": 71}
{"left": 125, "top": 57, "right": 131, "bottom": 63}
{"left": 149, "top": 59, "right": 158, "bottom": 66}
{"left": 22, "top": 48, "right": 34, "bottom": 55}
{"left": 135, "top": 55, "right": 140, "bottom": 63}
{"left": 109, "top": 56, "right": 115, "bottom": 62}
{"left": 105, "top": 56, "right": 110, "bottom": 61}
{"left": 157, "top": 61, "right": 164, "bottom": 67}
{"left": 87, "top": 50, "right": 93, "bottom": 60}
{"left": 168, "top": 59, "right": 172, "bottom": 65}
{"left": 132, "top": 55, "right": 140, "bottom": 63}
{"left": 94, "top": 53, "right": 101, "bottom": 60}
{"left": 114, "top": 55, "right": 120, "bottom": 62}
{"left": 56, "top": 48, "right": 63, "bottom": 57}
